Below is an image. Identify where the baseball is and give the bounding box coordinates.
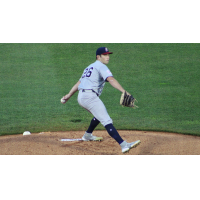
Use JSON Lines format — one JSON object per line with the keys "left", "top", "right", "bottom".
{"left": 23, "top": 131, "right": 31, "bottom": 136}
{"left": 61, "top": 98, "right": 66, "bottom": 104}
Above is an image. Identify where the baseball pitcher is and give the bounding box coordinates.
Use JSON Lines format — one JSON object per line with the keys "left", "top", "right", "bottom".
{"left": 61, "top": 47, "right": 140, "bottom": 153}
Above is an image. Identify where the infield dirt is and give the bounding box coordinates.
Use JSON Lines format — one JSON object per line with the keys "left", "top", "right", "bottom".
{"left": 0, "top": 130, "right": 200, "bottom": 155}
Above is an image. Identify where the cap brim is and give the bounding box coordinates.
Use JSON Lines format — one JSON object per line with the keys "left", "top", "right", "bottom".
{"left": 102, "top": 52, "right": 113, "bottom": 55}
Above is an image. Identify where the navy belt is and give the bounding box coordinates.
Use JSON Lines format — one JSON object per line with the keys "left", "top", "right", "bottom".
{"left": 82, "top": 89, "right": 99, "bottom": 96}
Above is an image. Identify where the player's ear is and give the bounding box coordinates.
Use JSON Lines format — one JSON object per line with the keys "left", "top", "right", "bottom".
{"left": 96, "top": 55, "right": 101, "bottom": 60}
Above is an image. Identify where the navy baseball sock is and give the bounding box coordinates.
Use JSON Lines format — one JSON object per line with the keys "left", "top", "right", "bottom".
{"left": 86, "top": 117, "right": 100, "bottom": 134}
{"left": 105, "top": 123, "right": 124, "bottom": 145}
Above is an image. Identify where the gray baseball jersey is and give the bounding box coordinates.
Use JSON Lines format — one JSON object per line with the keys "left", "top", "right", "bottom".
{"left": 78, "top": 60, "right": 113, "bottom": 96}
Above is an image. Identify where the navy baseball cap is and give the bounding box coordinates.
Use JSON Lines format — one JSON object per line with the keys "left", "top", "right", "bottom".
{"left": 96, "top": 47, "right": 113, "bottom": 56}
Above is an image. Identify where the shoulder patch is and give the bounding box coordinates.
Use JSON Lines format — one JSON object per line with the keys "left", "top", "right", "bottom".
{"left": 106, "top": 70, "right": 112, "bottom": 74}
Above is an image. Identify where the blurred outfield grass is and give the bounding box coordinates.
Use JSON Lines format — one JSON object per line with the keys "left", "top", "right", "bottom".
{"left": 0, "top": 43, "right": 199, "bottom": 136}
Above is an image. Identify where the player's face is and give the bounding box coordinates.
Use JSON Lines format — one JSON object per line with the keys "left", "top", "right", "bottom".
{"left": 99, "top": 54, "right": 110, "bottom": 64}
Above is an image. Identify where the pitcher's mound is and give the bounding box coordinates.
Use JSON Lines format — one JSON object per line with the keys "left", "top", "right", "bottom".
{"left": 0, "top": 130, "right": 200, "bottom": 155}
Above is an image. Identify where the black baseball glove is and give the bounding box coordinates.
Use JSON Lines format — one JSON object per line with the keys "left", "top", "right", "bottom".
{"left": 120, "top": 91, "right": 138, "bottom": 108}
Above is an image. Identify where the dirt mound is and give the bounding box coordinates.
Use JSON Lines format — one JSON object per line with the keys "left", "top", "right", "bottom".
{"left": 1, "top": 130, "right": 200, "bottom": 155}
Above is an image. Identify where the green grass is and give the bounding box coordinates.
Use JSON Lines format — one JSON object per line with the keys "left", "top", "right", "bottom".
{"left": 0, "top": 43, "right": 199, "bottom": 136}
